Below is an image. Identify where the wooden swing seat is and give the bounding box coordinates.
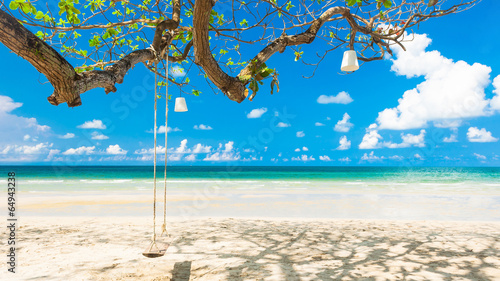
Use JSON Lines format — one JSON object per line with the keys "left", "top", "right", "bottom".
{"left": 142, "top": 241, "right": 169, "bottom": 258}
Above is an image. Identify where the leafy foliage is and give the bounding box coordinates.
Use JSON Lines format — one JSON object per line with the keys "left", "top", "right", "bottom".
{"left": 4, "top": 0, "right": 475, "bottom": 101}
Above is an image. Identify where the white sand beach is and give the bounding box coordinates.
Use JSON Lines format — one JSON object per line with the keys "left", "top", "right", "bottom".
{"left": 2, "top": 181, "right": 499, "bottom": 280}
{"left": 4, "top": 216, "right": 500, "bottom": 280}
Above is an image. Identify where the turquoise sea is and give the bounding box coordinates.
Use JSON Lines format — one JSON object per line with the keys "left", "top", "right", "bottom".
{"left": 1, "top": 166, "right": 500, "bottom": 192}
{"left": 2, "top": 166, "right": 499, "bottom": 220}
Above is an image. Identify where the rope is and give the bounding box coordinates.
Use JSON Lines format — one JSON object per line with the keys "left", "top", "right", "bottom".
{"left": 162, "top": 49, "right": 169, "bottom": 236}
{"left": 152, "top": 61, "right": 158, "bottom": 241}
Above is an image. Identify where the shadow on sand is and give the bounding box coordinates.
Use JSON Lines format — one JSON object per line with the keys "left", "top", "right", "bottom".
{"left": 169, "top": 219, "right": 500, "bottom": 280}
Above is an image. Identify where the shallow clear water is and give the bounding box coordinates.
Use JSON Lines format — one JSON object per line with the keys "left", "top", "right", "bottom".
{"left": 0, "top": 166, "right": 499, "bottom": 194}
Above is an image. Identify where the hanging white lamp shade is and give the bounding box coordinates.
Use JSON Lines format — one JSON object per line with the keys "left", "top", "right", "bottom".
{"left": 174, "top": 97, "right": 188, "bottom": 112}
{"left": 341, "top": 50, "right": 359, "bottom": 72}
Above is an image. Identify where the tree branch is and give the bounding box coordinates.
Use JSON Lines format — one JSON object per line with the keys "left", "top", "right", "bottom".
{"left": 0, "top": 9, "right": 79, "bottom": 106}
{"left": 192, "top": 2, "right": 350, "bottom": 103}
{"left": 0, "top": 9, "right": 179, "bottom": 107}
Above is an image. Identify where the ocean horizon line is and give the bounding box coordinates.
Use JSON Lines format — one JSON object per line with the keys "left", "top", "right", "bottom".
{"left": 2, "top": 164, "right": 500, "bottom": 168}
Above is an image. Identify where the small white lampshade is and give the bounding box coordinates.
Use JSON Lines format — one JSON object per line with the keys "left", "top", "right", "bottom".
{"left": 174, "top": 97, "right": 188, "bottom": 112}
{"left": 341, "top": 50, "right": 359, "bottom": 72}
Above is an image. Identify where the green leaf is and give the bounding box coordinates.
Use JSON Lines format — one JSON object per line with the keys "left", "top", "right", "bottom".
{"left": 9, "top": 1, "right": 19, "bottom": 10}
{"left": 35, "top": 31, "right": 45, "bottom": 39}
{"left": 294, "top": 47, "right": 303, "bottom": 61}
{"left": 383, "top": 0, "right": 392, "bottom": 9}
{"left": 20, "top": 3, "right": 30, "bottom": 14}
{"left": 35, "top": 11, "right": 45, "bottom": 20}
{"left": 260, "top": 68, "right": 274, "bottom": 78}
{"left": 239, "top": 75, "right": 251, "bottom": 82}
{"left": 239, "top": 19, "right": 248, "bottom": 27}
{"left": 249, "top": 80, "right": 259, "bottom": 93}
{"left": 69, "top": 6, "right": 80, "bottom": 15}
{"left": 428, "top": 0, "right": 438, "bottom": 6}
{"left": 346, "top": 0, "right": 356, "bottom": 6}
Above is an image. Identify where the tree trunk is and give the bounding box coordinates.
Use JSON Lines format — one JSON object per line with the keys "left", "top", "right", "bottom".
{"left": 193, "top": 0, "right": 246, "bottom": 103}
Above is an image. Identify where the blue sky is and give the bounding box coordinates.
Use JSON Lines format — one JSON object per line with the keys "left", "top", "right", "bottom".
{"left": 1, "top": 0, "right": 500, "bottom": 166}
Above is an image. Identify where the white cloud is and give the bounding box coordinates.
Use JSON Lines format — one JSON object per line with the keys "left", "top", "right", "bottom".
{"left": 194, "top": 124, "right": 213, "bottom": 130}
{"left": 37, "top": 125, "right": 50, "bottom": 132}
{"left": 63, "top": 146, "right": 96, "bottom": 155}
{"left": 224, "top": 141, "right": 234, "bottom": 153}
{"left": 247, "top": 108, "right": 268, "bottom": 119}
{"left": 443, "top": 135, "right": 458, "bottom": 143}
{"left": 467, "top": 127, "right": 498, "bottom": 143}
{"left": 91, "top": 131, "right": 109, "bottom": 140}
{"left": 77, "top": 119, "right": 106, "bottom": 129}
{"left": 45, "top": 149, "right": 61, "bottom": 161}
{"left": 17, "top": 143, "right": 50, "bottom": 154}
{"left": 59, "top": 133, "right": 75, "bottom": 139}
{"left": 294, "top": 148, "right": 300, "bottom": 152}
{"left": 434, "top": 120, "right": 462, "bottom": 128}
{"left": 291, "top": 155, "right": 315, "bottom": 161}
{"left": 400, "top": 130, "right": 426, "bottom": 147}
{"left": 204, "top": 141, "right": 240, "bottom": 161}
{"left": 339, "top": 157, "right": 351, "bottom": 162}
{"left": 134, "top": 146, "right": 166, "bottom": 155}
{"left": 296, "top": 131, "right": 305, "bottom": 138}
{"left": 317, "top": 91, "right": 353, "bottom": 104}
{"left": 23, "top": 135, "right": 31, "bottom": 141}
{"left": 334, "top": 113, "right": 354, "bottom": 132}
{"left": 389, "top": 155, "right": 404, "bottom": 161}
{"left": 170, "top": 65, "right": 186, "bottom": 78}
{"left": 0, "top": 95, "right": 22, "bottom": 112}
{"left": 106, "top": 145, "right": 127, "bottom": 155}
{"left": 135, "top": 140, "right": 213, "bottom": 158}
{"left": 491, "top": 75, "right": 500, "bottom": 110}
{"left": 361, "top": 151, "right": 383, "bottom": 162}
{"left": 315, "top": 122, "right": 325, "bottom": 126}
{"left": 337, "top": 136, "right": 351, "bottom": 150}
{"left": 147, "top": 126, "right": 182, "bottom": 134}
{"left": 175, "top": 139, "right": 189, "bottom": 153}
{"left": 385, "top": 130, "right": 426, "bottom": 148}
{"left": 1, "top": 143, "right": 52, "bottom": 157}
{"left": 443, "top": 128, "right": 458, "bottom": 143}
{"left": 168, "top": 154, "right": 182, "bottom": 161}
{"left": 0, "top": 95, "right": 51, "bottom": 144}
{"left": 184, "top": 154, "right": 197, "bottom": 161}
{"left": 302, "top": 147, "right": 309, "bottom": 151}
{"left": 319, "top": 155, "right": 332, "bottom": 161}
{"left": 192, "top": 143, "right": 212, "bottom": 153}
{"left": 359, "top": 124, "right": 382, "bottom": 149}
{"left": 414, "top": 154, "right": 424, "bottom": 160}
{"left": 474, "top": 153, "right": 487, "bottom": 160}
{"left": 377, "top": 33, "right": 493, "bottom": 130}
{"left": 203, "top": 152, "right": 240, "bottom": 161}
{"left": 360, "top": 125, "right": 426, "bottom": 149}
{"left": 277, "top": 122, "right": 291, "bottom": 127}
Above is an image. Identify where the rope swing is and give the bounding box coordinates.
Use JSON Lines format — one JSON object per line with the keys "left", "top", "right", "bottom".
{"left": 143, "top": 48, "right": 170, "bottom": 258}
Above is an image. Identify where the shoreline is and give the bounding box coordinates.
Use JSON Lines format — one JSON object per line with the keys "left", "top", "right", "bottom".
{"left": 14, "top": 188, "right": 500, "bottom": 221}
